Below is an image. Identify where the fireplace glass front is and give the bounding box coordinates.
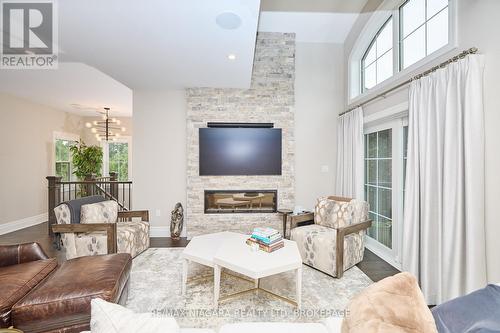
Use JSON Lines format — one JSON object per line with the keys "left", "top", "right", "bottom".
{"left": 204, "top": 190, "right": 277, "bottom": 214}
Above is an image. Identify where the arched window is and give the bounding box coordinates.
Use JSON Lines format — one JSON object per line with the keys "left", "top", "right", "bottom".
{"left": 361, "top": 17, "right": 393, "bottom": 92}
{"left": 349, "top": 0, "right": 454, "bottom": 100}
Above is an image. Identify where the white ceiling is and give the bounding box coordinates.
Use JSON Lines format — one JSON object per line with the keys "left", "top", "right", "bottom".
{"left": 0, "top": 63, "right": 132, "bottom": 116}
{"left": 57, "top": 0, "right": 261, "bottom": 90}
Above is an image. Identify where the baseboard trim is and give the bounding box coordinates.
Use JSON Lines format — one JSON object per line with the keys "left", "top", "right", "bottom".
{"left": 150, "top": 226, "right": 170, "bottom": 237}
{"left": 0, "top": 213, "right": 48, "bottom": 235}
{"left": 150, "top": 226, "right": 188, "bottom": 238}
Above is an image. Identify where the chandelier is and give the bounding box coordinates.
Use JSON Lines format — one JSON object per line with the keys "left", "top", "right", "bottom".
{"left": 85, "top": 107, "right": 126, "bottom": 142}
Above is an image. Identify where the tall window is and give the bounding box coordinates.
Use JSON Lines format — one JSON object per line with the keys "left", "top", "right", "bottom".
{"left": 55, "top": 139, "right": 76, "bottom": 181}
{"left": 365, "top": 129, "right": 393, "bottom": 248}
{"left": 353, "top": 0, "right": 452, "bottom": 98}
{"left": 362, "top": 17, "right": 393, "bottom": 91}
{"left": 107, "top": 142, "right": 129, "bottom": 181}
{"left": 400, "top": 0, "right": 449, "bottom": 69}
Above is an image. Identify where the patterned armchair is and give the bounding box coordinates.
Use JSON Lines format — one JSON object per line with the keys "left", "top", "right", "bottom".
{"left": 290, "top": 196, "right": 372, "bottom": 278}
{"left": 52, "top": 196, "right": 150, "bottom": 260}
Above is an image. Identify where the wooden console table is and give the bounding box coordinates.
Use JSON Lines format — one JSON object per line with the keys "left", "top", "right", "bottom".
{"left": 278, "top": 210, "right": 314, "bottom": 239}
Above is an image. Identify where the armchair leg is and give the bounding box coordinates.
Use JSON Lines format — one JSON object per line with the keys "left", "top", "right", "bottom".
{"left": 336, "top": 230, "right": 345, "bottom": 279}
{"left": 335, "top": 220, "right": 372, "bottom": 279}
{"left": 106, "top": 223, "right": 118, "bottom": 254}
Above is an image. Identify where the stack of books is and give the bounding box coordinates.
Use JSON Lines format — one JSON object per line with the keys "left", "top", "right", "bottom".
{"left": 246, "top": 227, "right": 284, "bottom": 253}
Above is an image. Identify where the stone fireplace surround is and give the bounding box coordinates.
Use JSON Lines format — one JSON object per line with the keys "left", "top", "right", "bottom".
{"left": 186, "top": 32, "right": 295, "bottom": 237}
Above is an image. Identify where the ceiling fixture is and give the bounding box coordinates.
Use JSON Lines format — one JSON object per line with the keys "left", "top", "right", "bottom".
{"left": 227, "top": 53, "right": 236, "bottom": 60}
{"left": 215, "top": 12, "right": 242, "bottom": 30}
{"left": 85, "top": 107, "right": 126, "bottom": 142}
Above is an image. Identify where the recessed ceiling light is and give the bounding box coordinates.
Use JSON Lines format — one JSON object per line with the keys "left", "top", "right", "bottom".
{"left": 227, "top": 54, "right": 236, "bottom": 60}
{"left": 216, "top": 12, "right": 242, "bottom": 30}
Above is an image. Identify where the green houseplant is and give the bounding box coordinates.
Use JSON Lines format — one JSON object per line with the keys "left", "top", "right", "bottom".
{"left": 70, "top": 140, "right": 103, "bottom": 180}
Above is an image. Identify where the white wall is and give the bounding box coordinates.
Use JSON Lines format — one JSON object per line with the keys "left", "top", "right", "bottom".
{"left": 132, "top": 90, "right": 187, "bottom": 237}
{"left": 344, "top": 0, "right": 500, "bottom": 282}
{"left": 0, "top": 93, "right": 82, "bottom": 230}
{"left": 295, "top": 42, "right": 344, "bottom": 210}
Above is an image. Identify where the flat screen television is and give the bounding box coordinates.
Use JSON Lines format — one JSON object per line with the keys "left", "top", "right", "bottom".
{"left": 199, "top": 127, "right": 282, "bottom": 176}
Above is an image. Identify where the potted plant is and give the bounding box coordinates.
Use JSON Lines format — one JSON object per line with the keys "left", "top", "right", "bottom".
{"left": 70, "top": 140, "right": 103, "bottom": 180}
{"left": 70, "top": 140, "right": 103, "bottom": 196}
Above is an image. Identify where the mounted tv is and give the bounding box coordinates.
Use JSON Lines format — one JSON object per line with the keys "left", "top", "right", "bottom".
{"left": 199, "top": 127, "right": 282, "bottom": 176}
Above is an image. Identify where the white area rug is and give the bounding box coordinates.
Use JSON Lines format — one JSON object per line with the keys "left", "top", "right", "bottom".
{"left": 126, "top": 248, "right": 372, "bottom": 329}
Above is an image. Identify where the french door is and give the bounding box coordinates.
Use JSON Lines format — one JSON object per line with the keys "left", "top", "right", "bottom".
{"left": 364, "top": 119, "right": 407, "bottom": 269}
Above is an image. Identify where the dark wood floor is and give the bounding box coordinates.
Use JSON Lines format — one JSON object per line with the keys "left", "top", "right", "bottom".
{"left": 0, "top": 222, "right": 399, "bottom": 282}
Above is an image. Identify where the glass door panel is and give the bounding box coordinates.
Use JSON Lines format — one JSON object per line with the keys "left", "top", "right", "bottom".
{"left": 365, "top": 129, "right": 393, "bottom": 249}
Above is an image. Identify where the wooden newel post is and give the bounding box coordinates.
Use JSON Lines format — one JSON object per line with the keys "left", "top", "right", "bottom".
{"left": 46, "top": 176, "right": 61, "bottom": 236}
{"left": 84, "top": 174, "right": 94, "bottom": 196}
{"left": 109, "top": 172, "right": 118, "bottom": 199}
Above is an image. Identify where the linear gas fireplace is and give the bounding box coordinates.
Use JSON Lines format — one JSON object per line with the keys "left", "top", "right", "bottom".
{"left": 204, "top": 190, "right": 277, "bottom": 214}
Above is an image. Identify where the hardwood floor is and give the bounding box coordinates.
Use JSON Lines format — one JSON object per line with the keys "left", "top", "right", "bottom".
{"left": 150, "top": 237, "right": 190, "bottom": 248}
{"left": 356, "top": 247, "right": 400, "bottom": 282}
{"left": 0, "top": 222, "right": 399, "bottom": 281}
{"left": 0, "top": 222, "right": 65, "bottom": 261}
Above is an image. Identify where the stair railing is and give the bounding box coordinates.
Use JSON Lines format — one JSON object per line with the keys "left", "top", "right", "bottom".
{"left": 46, "top": 173, "right": 132, "bottom": 236}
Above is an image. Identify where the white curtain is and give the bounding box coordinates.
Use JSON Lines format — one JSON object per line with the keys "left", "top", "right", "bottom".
{"left": 402, "top": 55, "right": 486, "bottom": 305}
{"left": 335, "top": 107, "right": 364, "bottom": 199}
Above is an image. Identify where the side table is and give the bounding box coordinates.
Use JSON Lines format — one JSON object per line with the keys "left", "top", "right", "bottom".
{"left": 277, "top": 209, "right": 293, "bottom": 239}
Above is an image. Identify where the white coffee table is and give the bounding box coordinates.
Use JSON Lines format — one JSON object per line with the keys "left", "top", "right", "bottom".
{"left": 181, "top": 232, "right": 303, "bottom": 308}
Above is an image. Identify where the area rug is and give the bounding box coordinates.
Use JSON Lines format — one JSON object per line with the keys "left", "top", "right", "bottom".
{"left": 126, "top": 248, "right": 372, "bottom": 329}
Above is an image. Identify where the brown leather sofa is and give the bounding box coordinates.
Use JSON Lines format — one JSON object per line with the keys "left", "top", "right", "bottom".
{"left": 0, "top": 243, "right": 131, "bottom": 333}
{"left": 0, "top": 243, "right": 58, "bottom": 328}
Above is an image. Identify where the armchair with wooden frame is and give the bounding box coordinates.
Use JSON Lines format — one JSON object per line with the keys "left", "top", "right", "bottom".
{"left": 52, "top": 196, "right": 150, "bottom": 260}
{"left": 289, "top": 196, "right": 372, "bottom": 278}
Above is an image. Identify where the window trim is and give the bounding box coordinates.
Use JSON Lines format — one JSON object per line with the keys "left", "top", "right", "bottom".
{"left": 363, "top": 101, "right": 409, "bottom": 269}
{"left": 363, "top": 105, "right": 408, "bottom": 270}
{"left": 101, "top": 136, "right": 132, "bottom": 180}
{"left": 52, "top": 131, "right": 80, "bottom": 180}
{"left": 348, "top": 0, "right": 457, "bottom": 104}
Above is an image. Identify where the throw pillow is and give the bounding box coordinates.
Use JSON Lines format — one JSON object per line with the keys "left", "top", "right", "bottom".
{"left": 314, "top": 197, "right": 353, "bottom": 229}
{"left": 342, "top": 272, "right": 438, "bottom": 333}
{"left": 90, "top": 298, "right": 179, "bottom": 333}
{"left": 81, "top": 200, "right": 118, "bottom": 224}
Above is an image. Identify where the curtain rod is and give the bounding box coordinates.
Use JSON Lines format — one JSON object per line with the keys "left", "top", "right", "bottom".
{"left": 339, "top": 47, "right": 479, "bottom": 117}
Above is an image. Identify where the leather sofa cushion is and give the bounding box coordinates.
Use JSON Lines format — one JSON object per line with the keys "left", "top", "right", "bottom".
{"left": 0, "top": 258, "right": 57, "bottom": 328}
{"left": 12, "top": 253, "right": 131, "bottom": 333}
{"left": 0, "top": 243, "right": 50, "bottom": 268}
